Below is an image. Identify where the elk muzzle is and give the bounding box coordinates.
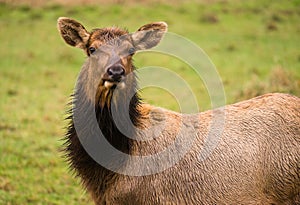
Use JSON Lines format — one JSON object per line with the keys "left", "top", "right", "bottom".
{"left": 107, "top": 64, "right": 125, "bottom": 82}
{"left": 103, "top": 60, "right": 126, "bottom": 89}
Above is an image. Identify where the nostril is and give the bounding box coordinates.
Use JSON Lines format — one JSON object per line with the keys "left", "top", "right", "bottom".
{"left": 107, "top": 68, "right": 113, "bottom": 76}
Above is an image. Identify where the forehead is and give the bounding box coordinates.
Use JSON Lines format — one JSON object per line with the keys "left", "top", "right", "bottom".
{"left": 89, "top": 27, "right": 129, "bottom": 44}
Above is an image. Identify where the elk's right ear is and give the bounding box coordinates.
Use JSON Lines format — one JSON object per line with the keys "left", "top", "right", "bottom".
{"left": 57, "top": 17, "right": 90, "bottom": 50}
{"left": 131, "top": 22, "right": 168, "bottom": 51}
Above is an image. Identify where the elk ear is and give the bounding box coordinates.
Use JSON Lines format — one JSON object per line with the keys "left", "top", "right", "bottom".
{"left": 131, "top": 22, "right": 168, "bottom": 50}
{"left": 57, "top": 17, "right": 90, "bottom": 50}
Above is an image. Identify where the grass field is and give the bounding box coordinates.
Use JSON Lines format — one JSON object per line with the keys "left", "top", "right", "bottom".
{"left": 0, "top": 0, "right": 299, "bottom": 204}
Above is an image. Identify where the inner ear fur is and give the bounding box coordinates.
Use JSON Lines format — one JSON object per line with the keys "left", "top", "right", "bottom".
{"left": 57, "top": 17, "right": 90, "bottom": 50}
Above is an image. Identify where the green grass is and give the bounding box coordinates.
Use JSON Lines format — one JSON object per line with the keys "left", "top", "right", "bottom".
{"left": 0, "top": 1, "right": 299, "bottom": 204}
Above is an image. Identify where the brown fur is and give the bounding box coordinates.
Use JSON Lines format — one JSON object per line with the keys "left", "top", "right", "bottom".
{"left": 58, "top": 18, "right": 300, "bottom": 205}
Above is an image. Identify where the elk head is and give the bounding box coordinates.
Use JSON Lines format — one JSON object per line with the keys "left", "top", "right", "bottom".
{"left": 57, "top": 17, "right": 168, "bottom": 92}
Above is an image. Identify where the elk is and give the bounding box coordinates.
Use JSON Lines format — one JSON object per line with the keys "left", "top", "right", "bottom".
{"left": 57, "top": 17, "right": 300, "bottom": 205}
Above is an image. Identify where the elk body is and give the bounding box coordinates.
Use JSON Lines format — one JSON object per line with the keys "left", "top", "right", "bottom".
{"left": 57, "top": 17, "right": 300, "bottom": 205}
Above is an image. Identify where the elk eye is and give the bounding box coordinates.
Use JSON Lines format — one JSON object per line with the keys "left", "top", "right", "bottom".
{"left": 128, "top": 47, "right": 135, "bottom": 55}
{"left": 89, "top": 47, "right": 96, "bottom": 54}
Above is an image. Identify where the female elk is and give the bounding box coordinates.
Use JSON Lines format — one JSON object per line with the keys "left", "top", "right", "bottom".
{"left": 57, "top": 17, "right": 300, "bottom": 204}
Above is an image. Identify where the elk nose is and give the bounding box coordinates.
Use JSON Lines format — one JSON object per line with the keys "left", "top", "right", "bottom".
{"left": 107, "top": 65, "right": 125, "bottom": 81}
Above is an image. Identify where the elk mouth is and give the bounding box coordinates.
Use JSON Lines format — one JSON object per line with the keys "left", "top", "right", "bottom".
{"left": 103, "top": 79, "right": 125, "bottom": 90}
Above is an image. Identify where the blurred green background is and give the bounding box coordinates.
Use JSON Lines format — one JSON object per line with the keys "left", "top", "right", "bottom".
{"left": 0, "top": 0, "right": 299, "bottom": 204}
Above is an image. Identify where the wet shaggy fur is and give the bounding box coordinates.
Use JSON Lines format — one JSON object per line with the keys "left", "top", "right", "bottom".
{"left": 58, "top": 18, "right": 300, "bottom": 205}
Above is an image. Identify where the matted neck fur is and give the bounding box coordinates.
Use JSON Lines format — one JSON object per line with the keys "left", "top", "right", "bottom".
{"left": 58, "top": 17, "right": 300, "bottom": 205}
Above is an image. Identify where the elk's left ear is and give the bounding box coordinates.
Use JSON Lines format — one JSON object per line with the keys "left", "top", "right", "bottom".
{"left": 131, "top": 22, "right": 168, "bottom": 50}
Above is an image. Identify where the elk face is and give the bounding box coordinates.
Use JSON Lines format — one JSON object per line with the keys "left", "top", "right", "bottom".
{"left": 57, "top": 17, "right": 167, "bottom": 90}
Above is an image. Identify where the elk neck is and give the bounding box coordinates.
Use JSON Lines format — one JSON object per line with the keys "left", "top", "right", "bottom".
{"left": 95, "top": 78, "right": 141, "bottom": 154}
{"left": 73, "top": 62, "right": 141, "bottom": 154}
